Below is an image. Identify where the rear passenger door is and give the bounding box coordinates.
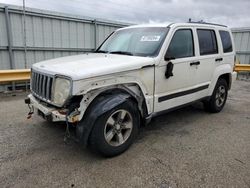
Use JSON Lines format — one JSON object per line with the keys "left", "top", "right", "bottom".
{"left": 194, "top": 28, "right": 220, "bottom": 97}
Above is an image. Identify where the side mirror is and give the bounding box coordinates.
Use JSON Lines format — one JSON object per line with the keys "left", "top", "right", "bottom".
{"left": 165, "top": 62, "right": 174, "bottom": 79}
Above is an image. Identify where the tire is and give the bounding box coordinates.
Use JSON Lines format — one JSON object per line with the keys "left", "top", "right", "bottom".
{"left": 203, "top": 78, "right": 228, "bottom": 113}
{"left": 89, "top": 99, "right": 140, "bottom": 157}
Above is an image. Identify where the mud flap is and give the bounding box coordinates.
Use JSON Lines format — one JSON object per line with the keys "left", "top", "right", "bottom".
{"left": 76, "top": 93, "right": 130, "bottom": 147}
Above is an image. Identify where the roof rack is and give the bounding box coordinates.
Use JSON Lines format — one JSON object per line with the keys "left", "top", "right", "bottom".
{"left": 187, "top": 19, "right": 227, "bottom": 28}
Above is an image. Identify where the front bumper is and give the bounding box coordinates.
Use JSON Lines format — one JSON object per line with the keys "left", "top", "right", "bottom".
{"left": 26, "top": 94, "right": 66, "bottom": 122}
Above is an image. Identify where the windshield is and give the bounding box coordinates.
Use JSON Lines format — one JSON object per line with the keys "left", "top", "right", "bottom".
{"left": 97, "top": 27, "right": 169, "bottom": 57}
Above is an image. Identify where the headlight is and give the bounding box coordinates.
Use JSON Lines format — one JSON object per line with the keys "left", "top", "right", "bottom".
{"left": 52, "top": 77, "right": 71, "bottom": 106}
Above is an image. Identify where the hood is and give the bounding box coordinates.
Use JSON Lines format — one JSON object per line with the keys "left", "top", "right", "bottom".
{"left": 32, "top": 53, "right": 155, "bottom": 80}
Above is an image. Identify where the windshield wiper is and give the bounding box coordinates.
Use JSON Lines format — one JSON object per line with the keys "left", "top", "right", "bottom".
{"left": 109, "top": 51, "right": 133, "bottom": 56}
{"left": 95, "top": 50, "right": 108, "bottom": 53}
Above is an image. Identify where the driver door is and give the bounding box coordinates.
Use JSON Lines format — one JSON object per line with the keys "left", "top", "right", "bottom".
{"left": 154, "top": 27, "right": 199, "bottom": 112}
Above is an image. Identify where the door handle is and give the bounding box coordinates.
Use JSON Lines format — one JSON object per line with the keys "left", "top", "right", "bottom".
{"left": 215, "top": 58, "right": 223, "bottom": 62}
{"left": 190, "top": 61, "right": 200, "bottom": 66}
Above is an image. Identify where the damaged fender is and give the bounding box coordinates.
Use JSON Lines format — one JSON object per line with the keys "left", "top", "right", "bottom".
{"left": 76, "top": 92, "right": 130, "bottom": 146}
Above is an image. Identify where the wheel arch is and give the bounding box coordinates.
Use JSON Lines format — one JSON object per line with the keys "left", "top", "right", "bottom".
{"left": 218, "top": 73, "right": 232, "bottom": 90}
{"left": 94, "top": 86, "right": 149, "bottom": 117}
{"left": 74, "top": 84, "right": 149, "bottom": 146}
{"left": 76, "top": 83, "right": 150, "bottom": 121}
{"left": 209, "top": 64, "right": 233, "bottom": 95}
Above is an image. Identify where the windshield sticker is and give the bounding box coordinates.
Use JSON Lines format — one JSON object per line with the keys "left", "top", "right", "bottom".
{"left": 140, "top": 35, "right": 161, "bottom": 42}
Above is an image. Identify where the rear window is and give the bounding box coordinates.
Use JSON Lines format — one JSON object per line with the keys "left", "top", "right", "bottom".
{"left": 219, "top": 30, "right": 233, "bottom": 53}
{"left": 197, "top": 29, "right": 218, "bottom": 55}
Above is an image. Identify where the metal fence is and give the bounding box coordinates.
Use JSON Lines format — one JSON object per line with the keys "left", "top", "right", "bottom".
{"left": 232, "top": 28, "right": 250, "bottom": 65}
{"left": 0, "top": 3, "right": 129, "bottom": 71}
{"left": 1, "top": 3, "right": 249, "bottom": 89}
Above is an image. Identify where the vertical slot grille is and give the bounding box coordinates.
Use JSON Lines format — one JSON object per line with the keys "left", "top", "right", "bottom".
{"left": 31, "top": 70, "right": 53, "bottom": 101}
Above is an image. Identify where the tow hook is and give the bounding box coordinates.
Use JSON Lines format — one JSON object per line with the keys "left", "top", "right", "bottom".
{"left": 24, "top": 98, "right": 34, "bottom": 119}
{"left": 68, "top": 110, "right": 80, "bottom": 123}
{"left": 64, "top": 109, "right": 80, "bottom": 143}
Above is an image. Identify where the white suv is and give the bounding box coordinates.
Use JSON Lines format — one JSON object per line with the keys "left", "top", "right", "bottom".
{"left": 25, "top": 22, "right": 237, "bottom": 156}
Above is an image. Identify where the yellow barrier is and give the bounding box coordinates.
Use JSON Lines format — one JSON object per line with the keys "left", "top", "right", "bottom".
{"left": 0, "top": 64, "right": 249, "bottom": 84}
{"left": 234, "top": 64, "right": 250, "bottom": 72}
{"left": 0, "top": 69, "right": 30, "bottom": 83}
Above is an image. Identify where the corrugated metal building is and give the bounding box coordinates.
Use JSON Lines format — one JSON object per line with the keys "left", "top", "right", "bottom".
{"left": 232, "top": 28, "right": 250, "bottom": 65}
{"left": 0, "top": 3, "right": 129, "bottom": 71}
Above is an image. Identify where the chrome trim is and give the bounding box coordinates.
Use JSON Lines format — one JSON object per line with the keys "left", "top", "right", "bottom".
{"left": 30, "top": 69, "right": 72, "bottom": 107}
{"left": 31, "top": 69, "right": 55, "bottom": 106}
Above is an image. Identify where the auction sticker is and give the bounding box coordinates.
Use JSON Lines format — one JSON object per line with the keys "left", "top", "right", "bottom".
{"left": 140, "top": 35, "right": 161, "bottom": 42}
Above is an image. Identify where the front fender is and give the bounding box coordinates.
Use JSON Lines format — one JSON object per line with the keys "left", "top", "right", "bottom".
{"left": 76, "top": 93, "right": 130, "bottom": 146}
{"left": 72, "top": 68, "right": 155, "bottom": 115}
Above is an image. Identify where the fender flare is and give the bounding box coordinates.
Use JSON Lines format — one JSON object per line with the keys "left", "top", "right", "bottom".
{"left": 208, "top": 64, "right": 232, "bottom": 95}
{"left": 76, "top": 93, "right": 130, "bottom": 146}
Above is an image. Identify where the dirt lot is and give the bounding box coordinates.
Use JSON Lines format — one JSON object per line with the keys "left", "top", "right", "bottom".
{"left": 0, "top": 80, "right": 249, "bottom": 188}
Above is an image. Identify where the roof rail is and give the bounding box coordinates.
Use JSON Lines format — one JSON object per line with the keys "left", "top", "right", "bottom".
{"left": 187, "top": 19, "right": 227, "bottom": 28}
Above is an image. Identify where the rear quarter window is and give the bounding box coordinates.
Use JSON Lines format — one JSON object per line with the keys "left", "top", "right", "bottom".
{"left": 197, "top": 29, "right": 218, "bottom": 56}
{"left": 219, "top": 30, "right": 233, "bottom": 53}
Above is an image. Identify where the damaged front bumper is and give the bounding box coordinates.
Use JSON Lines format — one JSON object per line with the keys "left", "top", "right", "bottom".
{"left": 25, "top": 94, "right": 79, "bottom": 123}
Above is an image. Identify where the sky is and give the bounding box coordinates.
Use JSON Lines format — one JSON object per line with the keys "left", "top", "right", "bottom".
{"left": 0, "top": 0, "right": 249, "bottom": 28}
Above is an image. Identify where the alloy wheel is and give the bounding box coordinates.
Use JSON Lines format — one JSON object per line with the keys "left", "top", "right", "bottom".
{"left": 104, "top": 109, "right": 133, "bottom": 147}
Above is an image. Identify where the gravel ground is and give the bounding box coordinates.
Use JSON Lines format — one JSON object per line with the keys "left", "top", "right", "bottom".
{"left": 0, "top": 80, "right": 249, "bottom": 188}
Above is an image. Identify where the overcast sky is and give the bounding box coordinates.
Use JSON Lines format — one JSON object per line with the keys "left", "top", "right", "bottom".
{"left": 0, "top": 0, "right": 249, "bottom": 27}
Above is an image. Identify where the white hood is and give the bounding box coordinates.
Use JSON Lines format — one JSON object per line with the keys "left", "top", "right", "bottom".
{"left": 32, "top": 53, "right": 155, "bottom": 80}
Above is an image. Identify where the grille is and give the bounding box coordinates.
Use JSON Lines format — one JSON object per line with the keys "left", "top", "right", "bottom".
{"left": 31, "top": 70, "right": 54, "bottom": 101}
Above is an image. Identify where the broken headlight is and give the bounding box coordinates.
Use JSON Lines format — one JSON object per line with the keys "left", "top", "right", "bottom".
{"left": 52, "top": 77, "right": 71, "bottom": 106}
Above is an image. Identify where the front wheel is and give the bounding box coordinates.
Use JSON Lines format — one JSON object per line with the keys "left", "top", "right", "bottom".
{"left": 203, "top": 78, "right": 228, "bottom": 113}
{"left": 89, "top": 99, "right": 140, "bottom": 157}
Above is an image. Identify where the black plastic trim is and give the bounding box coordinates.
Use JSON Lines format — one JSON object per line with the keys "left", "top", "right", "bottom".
{"left": 190, "top": 61, "right": 200, "bottom": 66}
{"left": 158, "top": 84, "right": 209, "bottom": 102}
{"left": 76, "top": 93, "right": 130, "bottom": 146}
{"left": 215, "top": 58, "right": 223, "bottom": 62}
{"left": 141, "top": 64, "right": 155, "bottom": 69}
{"left": 24, "top": 98, "right": 30, "bottom": 104}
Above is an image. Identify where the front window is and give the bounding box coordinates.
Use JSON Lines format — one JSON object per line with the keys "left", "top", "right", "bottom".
{"left": 166, "top": 29, "right": 194, "bottom": 59}
{"left": 97, "top": 27, "right": 169, "bottom": 57}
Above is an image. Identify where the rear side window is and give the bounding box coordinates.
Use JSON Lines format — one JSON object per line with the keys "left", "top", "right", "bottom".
{"left": 197, "top": 29, "right": 218, "bottom": 55}
{"left": 166, "top": 29, "right": 194, "bottom": 59}
{"left": 219, "top": 31, "right": 233, "bottom": 53}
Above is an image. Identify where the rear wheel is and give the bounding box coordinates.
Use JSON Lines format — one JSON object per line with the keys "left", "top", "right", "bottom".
{"left": 204, "top": 78, "right": 228, "bottom": 113}
{"left": 89, "top": 99, "right": 139, "bottom": 157}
